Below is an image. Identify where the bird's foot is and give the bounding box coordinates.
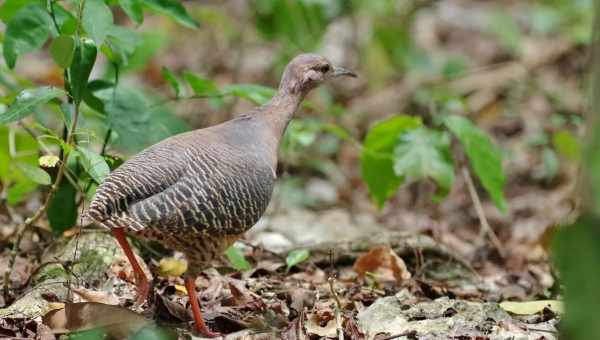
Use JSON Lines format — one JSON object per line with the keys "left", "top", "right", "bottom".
{"left": 133, "top": 278, "right": 150, "bottom": 307}
{"left": 194, "top": 324, "right": 221, "bottom": 338}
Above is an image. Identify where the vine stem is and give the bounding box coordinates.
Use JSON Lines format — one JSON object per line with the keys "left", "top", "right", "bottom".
{"left": 461, "top": 167, "right": 505, "bottom": 258}
{"left": 3, "top": 103, "right": 81, "bottom": 301}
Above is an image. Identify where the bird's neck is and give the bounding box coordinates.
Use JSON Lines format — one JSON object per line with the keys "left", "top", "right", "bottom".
{"left": 258, "top": 90, "right": 303, "bottom": 141}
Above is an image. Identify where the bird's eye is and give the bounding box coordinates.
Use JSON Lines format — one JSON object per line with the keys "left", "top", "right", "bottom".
{"left": 316, "top": 64, "right": 330, "bottom": 73}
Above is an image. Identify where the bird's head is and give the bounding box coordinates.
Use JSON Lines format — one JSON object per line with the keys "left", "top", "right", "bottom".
{"left": 278, "top": 53, "right": 357, "bottom": 97}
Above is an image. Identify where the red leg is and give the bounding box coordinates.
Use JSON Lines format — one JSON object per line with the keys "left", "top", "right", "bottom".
{"left": 111, "top": 228, "right": 150, "bottom": 306}
{"left": 185, "top": 276, "right": 221, "bottom": 338}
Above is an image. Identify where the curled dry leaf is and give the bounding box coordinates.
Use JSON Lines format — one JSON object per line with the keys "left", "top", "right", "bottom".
{"left": 352, "top": 245, "right": 412, "bottom": 283}
{"left": 42, "top": 302, "right": 148, "bottom": 338}
{"left": 305, "top": 312, "right": 337, "bottom": 338}
{"left": 73, "top": 287, "right": 119, "bottom": 305}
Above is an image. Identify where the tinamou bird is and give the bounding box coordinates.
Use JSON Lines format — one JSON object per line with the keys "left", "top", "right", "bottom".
{"left": 86, "top": 54, "right": 356, "bottom": 337}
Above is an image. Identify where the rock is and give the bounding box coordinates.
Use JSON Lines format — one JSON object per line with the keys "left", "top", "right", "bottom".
{"left": 252, "top": 232, "right": 293, "bottom": 253}
{"left": 357, "top": 290, "right": 558, "bottom": 340}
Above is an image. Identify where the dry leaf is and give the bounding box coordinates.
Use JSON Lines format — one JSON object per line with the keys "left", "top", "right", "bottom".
{"left": 352, "top": 245, "right": 412, "bottom": 283}
{"left": 42, "top": 302, "right": 148, "bottom": 338}
{"left": 73, "top": 287, "right": 119, "bottom": 305}
{"left": 157, "top": 257, "right": 188, "bottom": 277}
{"left": 499, "top": 300, "right": 564, "bottom": 315}
{"left": 305, "top": 313, "right": 337, "bottom": 338}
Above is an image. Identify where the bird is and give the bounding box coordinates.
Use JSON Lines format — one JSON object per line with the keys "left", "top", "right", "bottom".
{"left": 86, "top": 53, "right": 356, "bottom": 337}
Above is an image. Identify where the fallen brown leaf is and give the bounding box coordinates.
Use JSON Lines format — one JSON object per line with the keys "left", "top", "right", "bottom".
{"left": 353, "top": 245, "right": 412, "bottom": 283}
{"left": 42, "top": 302, "right": 148, "bottom": 338}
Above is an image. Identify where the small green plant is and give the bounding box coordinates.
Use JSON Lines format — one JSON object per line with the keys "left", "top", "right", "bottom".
{"left": 286, "top": 249, "right": 310, "bottom": 271}
{"left": 361, "top": 114, "right": 507, "bottom": 211}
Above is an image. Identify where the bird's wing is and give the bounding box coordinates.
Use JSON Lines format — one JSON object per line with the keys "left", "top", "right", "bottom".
{"left": 124, "top": 152, "right": 275, "bottom": 236}
{"left": 87, "top": 142, "right": 186, "bottom": 226}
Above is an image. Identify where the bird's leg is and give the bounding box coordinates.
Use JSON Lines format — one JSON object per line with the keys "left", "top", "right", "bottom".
{"left": 111, "top": 228, "right": 150, "bottom": 306}
{"left": 184, "top": 275, "right": 221, "bottom": 338}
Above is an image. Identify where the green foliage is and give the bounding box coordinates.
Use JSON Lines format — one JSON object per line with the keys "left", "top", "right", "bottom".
{"left": 69, "top": 39, "right": 98, "bottom": 105}
{"left": 393, "top": 127, "right": 454, "bottom": 199}
{"left": 143, "top": 0, "right": 199, "bottom": 29}
{"left": 119, "top": 0, "right": 144, "bottom": 25}
{"left": 82, "top": 0, "right": 114, "bottom": 45}
{"left": 488, "top": 9, "right": 522, "bottom": 55}
{"left": 75, "top": 146, "right": 110, "bottom": 184}
{"left": 254, "top": 0, "right": 338, "bottom": 54}
{"left": 553, "top": 215, "right": 600, "bottom": 340}
{"left": 95, "top": 86, "right": 189, "bottom": 153}
{"left": 286, "top": 249, "right": 310, "bottom": 271}
{"left": 222, "top": 84, "right": 276, "bottom": 105}
{"left": 552, "top": 130, "right": 581, "bottom": 162}
{"left": 361, "top": 115, "right": 422, "bottom": 208}
{"left": 443, "top": 115, "right": 507, "bottom": 213}
{"left": 47, "top": 173, "right": 78, "bottom": 233}
{"left": 161, "top": 67, "right": 181, "bottom": 98}
{"left": 2, "top": 3, "right": 52, "bottom": 69}
{"left": 184, "top": 72, "right": 219, "bottom": 97}
{"left": 49, "top": 35, "right": 76, "bottom": 68}
{"left": 15, "top": 162, "right": 51, "bottom": 186}
{"left": 130, "top": 324, "right": 177, "bottom": 340}
{"left": 225, "top": 245, "right": 251, "bottom": 271}
{"left": 0, "top": 87, "right": 65, "bottom": 124}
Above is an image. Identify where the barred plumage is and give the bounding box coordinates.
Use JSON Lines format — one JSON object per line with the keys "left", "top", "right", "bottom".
{"left": 86, "top": 54, "right": 356, "bottom": 337}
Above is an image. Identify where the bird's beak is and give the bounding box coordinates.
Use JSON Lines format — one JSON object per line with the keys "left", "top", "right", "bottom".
{"left": 333, "top": 66, "right": 357, "bottom": 78}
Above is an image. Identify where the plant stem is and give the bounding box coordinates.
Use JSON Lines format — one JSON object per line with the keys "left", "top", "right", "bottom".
{"left": 462, "top": 167, "right": 505, "bottom": 257}
{"left": 3, "top": 103, "right": 81, "bottom": 301}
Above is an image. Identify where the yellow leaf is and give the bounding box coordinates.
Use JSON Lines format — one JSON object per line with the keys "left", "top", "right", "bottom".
{"left": 499, "top": 300, "right": 564, "bottom": 315}
{"left": 157, "top": 257, "right": 188, "bottom": 277}
{"left": 174, "top": 284, "right": 187, "bottom": 295}
{"left": 39, "top": 154, "right": 60, "bottom": 167}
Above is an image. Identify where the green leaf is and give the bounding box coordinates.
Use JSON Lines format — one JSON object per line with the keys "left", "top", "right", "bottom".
{"left": 47, "top": 175, "right": 78, "bottom": 233}
{"left": 225, "top": 246, "right": 251, "bottom": 271}
{"left": 393, "top": 127, "right": 455, "bottom": 198}
{"left": 222, "top": 84, "right": 276, "bottom": 105}
{"left": 443, "top": 115, "right": 507, "bottom": 213}
{"left": 76, "top": 146, "right": 110, "bottom": 184}
{"left": 69, "top": 38, "right": 98, "bottom": 105}
{"left": 82, "top": 0, "right": 114, "bottom": 45}
{"left": 143, "top": 0, "right": 199, "bottom": 28}
{"left": 553, "top": 215, "right": 600, "bottom": 340}
{"left": 15, "top": 162, "right": 51, "bottom": 185}
{"left": 0, "top": 0, "right": 34, "bottom": 23}
{"left": 361, "top": 115, "right": 422, "bottom": 208}
{"left": 0, "top": 87, "right": 65, "bottom": 124}
{"left": 553, "top": 130, "right": 581, "bottom": 162}
{"left": 49, "top": 35, "right": 76, "bottom": 68}
{"left": 95, "top": 86, "right": 189, "bottom": 152}
{"left": 542, "top": 147, "right": 559, "bottom": 181}
{"left": 119, "top": 0, "right": 144, "bottom": 25}
{"left": 3, "top": 3, "right": 52, "bottom": 69}
{"left": 161, "top": 67, "right": 181, "bottom": 98}
{"left": 183, "top": 72, "right": 219, "bottom": 97}
{"left": 103, "top": 26, "right": 139, "bottom": 66}
{"left": 286, "top": 249, "right": 310, "bottom": 270}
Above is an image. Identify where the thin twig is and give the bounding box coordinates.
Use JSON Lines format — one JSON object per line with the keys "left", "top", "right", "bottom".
{"left": 3, "top": 102, "right": 82, "bottom": 301}
{"left": 461, "top": 167, "right": 505, "bottom": 257}
{"left": 328, "top": 276, "right": 344, "bottom": 340}
{"left": 379, "top": 330, "right": 418, "bottom": 340}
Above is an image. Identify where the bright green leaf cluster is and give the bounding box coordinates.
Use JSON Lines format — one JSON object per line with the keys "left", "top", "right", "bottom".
{"left": 393, "top": 127, "right": 454, "bottom": 198}
{"left": 225, "top": 245, "right": 252, "bottom": 271}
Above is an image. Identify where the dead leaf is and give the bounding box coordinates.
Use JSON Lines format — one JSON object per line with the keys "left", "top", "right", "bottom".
{"left": 282, "top": 312, "right": 308, "bottom": 340}
{"left": 499, "top": 300, "right": 564, "bottom": 315}
{"left": 42, "top": 302, "right": 148, "bottom": 338}
{"left": 73, "top": 287, "right": 119, "bottom": 305}
{"left": 157, "top": 257, "right": 188, "bottom": 277}
{"left": 305, "top": 313, "right": 337, "bottom": 338}
{"left": 352, "top": 245, "right": 412, "bottom": 283}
